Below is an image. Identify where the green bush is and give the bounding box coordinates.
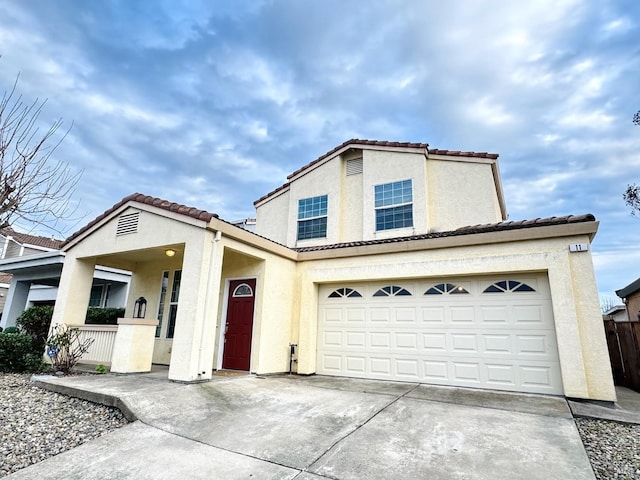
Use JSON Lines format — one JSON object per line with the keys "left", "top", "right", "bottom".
{"left": 16, "top": 305, "right": 53, "bottom": 354}
{"left": 3, "top": 326, "right": 20, "bottom": 334}
{"left": 0, "top": 332, "right": 44, "bottom": 373}
{"left": 85, "top": 307, "right": 125, "bottom": 325}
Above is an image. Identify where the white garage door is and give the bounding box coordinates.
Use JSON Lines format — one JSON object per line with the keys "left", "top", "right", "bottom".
{"left": 316, "top": 275, "right": 563, "bottom": 395}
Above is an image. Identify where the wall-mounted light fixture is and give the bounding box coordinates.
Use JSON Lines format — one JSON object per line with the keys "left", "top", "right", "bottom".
{"left": 165, "top": 249, "right": 176, "bottom": 257}
{"left": 133, "top": 296, "right": 147, "bottom": 318}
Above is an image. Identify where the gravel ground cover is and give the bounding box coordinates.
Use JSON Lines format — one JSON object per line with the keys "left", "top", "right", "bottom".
{"left": 0, "top": 373, "right": 127, "bottom": 477}
{"left": 576, "top": 418, "right": 640, "bottom": 480}
{"left": 1, "top": 373, "right": 639, "bottom": 479}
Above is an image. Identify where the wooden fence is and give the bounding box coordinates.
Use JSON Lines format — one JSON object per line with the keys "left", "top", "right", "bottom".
{"left": 604, "top": 320, "right": 640, "bottom": 393}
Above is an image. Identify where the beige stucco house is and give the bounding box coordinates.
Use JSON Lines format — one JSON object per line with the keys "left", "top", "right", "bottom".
{"left": 50, "top": 139, "right": 615, "bottom": 401}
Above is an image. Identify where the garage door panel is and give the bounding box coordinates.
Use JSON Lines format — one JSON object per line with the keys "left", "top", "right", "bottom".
{"left": 345, "top": 308, "right": 366, "bottom": 323}
{"left": 370, "top": 308, "right": 391, "bottom": 323}
{"left": 450, "top": 306, "right": 476, "bottom": 324}
{"left": 317, "top": 275, "right": 563, "bottom": 395}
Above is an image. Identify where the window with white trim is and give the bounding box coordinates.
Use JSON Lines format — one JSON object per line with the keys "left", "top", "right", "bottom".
{"left": 166, "top": 270, "right": 182, "bottom": 339}
{"left": 156, "top": 271, "right": 169, "bottom": 338}
{"left": 297, "top": 195, "right": 328, "bottom": 240}
{"left": 374, "top": 179, "right": 413, "bottom": 231}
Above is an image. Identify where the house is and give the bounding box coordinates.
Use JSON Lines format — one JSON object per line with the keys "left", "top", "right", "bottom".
{"left": 616, "top": 278, "right": 640, "bottom": 322}
{"left": 0, "top": 228, "right": 62, "bottom": 315}
{"left": 0, "top": 228, "right": 131, "bottom": 329}
{"left": 48, "top": 139, "right": 615, "bottom": 401}
{"left": 602, "top": 304, "right": 629, "bottom": 322}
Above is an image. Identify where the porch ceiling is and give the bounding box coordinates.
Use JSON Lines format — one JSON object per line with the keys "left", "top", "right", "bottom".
{"left": 93, "top": 244, "right": 184, "bottom": 270}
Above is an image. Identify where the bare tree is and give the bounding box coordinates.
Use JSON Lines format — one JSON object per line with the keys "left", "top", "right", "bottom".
{"left": 0, "top": 76, "right": 81, "bottom": 233}
{"left": 624, "top": 111, "right": 640, "bottom": 216}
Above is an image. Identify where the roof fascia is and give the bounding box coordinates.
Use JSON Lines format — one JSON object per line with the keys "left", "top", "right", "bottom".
{"left": 63, "top": 201, "right": 210, "bottom": 252}
{"left": 254, "top": 183, "right": 290, "bottom": 208}
{"left": 208, "top": 218, "right": 298, "bottom": 261}
{"left": 287, "top": 143, "right": 428, "bottom": 183}
{"left": 0, "top": 251, "right": 66, "bottom": 272}
{"left": 297, "top": 221, "right": 599, "bottom": 261}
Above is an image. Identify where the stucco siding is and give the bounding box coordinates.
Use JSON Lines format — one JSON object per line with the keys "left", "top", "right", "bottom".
{"left": 427, "top": 159, "right": 502, "bottom": 232}
{"left": 293, "top": 234, "right": 615, "bottom": 401}
{"left": 219, "top": 240, "right": 297, "bottom": 374}
{"left": 255, "top": 189, "right": 290, "bottom": 246}
{"left": 626, "top": 292, "right": 640, "bottom": 321}
{"left": 362, "top": 149, "right": 427, "bottom": 241}
{"left": 287, "top": 157, "right": 343, "bottom": 248}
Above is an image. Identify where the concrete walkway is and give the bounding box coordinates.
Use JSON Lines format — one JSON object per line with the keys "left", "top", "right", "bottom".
{"left": 9, "top": 372, "right": 599, "bottom": 480}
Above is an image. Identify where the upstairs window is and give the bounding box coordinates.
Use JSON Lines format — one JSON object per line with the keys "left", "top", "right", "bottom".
{"left": 297, "top": 195, "right": 328, "bottom": 240}
{"left": 374, "top": 179, "right": 413, "bottom": 231}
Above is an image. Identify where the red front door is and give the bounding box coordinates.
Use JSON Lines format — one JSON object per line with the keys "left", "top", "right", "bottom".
{"left": 222, "top": 279, "right": 256, "bottom": 371}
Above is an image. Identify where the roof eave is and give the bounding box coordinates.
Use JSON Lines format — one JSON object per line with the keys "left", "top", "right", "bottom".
{"left": 297, "top": 221, "right": 599, "bottom": 261}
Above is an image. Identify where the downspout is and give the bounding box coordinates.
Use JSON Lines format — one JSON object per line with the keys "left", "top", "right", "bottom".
{"left": 197, "top": 230, "right": 222, "bottom": 378}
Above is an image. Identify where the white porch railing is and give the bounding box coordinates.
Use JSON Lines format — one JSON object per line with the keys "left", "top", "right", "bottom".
{"left": 75, "top": 325, "right": 118, "bottom": 365}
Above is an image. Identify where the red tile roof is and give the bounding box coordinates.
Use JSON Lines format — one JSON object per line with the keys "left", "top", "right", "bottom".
{"left": 0, "top": 228, "right": 63, "bottom": 250}
{"left": 62, "top": 193, "right": 218, "bottom": 247}
{"left": 294, "top": 214, "right": 596, "bottom": 252}
{"left": 254, "top": 139, "right": 499, "bottom": 205}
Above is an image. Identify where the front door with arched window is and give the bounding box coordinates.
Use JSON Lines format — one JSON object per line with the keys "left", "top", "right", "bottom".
{"left": 222, "top": 279, "right": 256, "bottom": 371}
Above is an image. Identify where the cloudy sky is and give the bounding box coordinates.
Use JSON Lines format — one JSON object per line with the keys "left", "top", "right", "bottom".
{"left": 0, "top": 0, "right": 638, "bottom": 301}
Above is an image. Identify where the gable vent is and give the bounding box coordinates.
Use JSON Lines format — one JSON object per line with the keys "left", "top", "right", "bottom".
{"left": 346, "top": 158, "right": 363, "bottom": 176}
{"left": 116, "top": 211, "right": 140, "bottom": 236}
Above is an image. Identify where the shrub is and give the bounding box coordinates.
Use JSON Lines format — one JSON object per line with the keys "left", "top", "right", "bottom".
{"left": 46, "top": 324, "right": 94, "bottom": 373}
{"left": 85, "top": 307, "right": 125, "bottom": 325}
{"left": 0, "top": 332, "right": 43, "bottom": 373}
{"left": 3, "top": 326, "right": 20, "bottom": 334}
{"left": 16, "top": 305, "right": 53, "bottom": 354}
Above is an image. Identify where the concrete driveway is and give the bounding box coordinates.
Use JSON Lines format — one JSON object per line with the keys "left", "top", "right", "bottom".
{"left": 12, "top": 373, "right": 595, "bottom": 479}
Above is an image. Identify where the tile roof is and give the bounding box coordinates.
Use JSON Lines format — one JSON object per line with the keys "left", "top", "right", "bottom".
{"left": 0, "top": 228, "right": 63, "bottom": 250}
{"left": 254, "top": 138, "right": 499, "bottom": 205}
{"left": 429, "top": 149, "right": 499, "bottom": 159}
{"left": 294, "top": 214, "right": 596, "bottom": 252}
{"left": 62, "top": 193, "right": 218, "bottom": 247}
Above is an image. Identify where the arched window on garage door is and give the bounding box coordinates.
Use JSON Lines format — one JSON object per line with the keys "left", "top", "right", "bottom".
{"left": 373, "top": 285, "right": 412, "bottom": 297}
{"left": 483, "top": 280, "right": 536, "bottom": 293}
{"left": 424, "top": 283, "right": 469, "bottom": 295}
{"left": 328, "top": 287, "right": 363, "bottom": 298}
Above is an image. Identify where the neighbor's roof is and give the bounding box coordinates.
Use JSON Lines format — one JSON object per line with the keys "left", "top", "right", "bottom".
{"left": 0, "top": 228, "right": 63, "bottom": 250}
{"left": 62, "top": 193, "right": 218, "bottom": 248}
{"left": 294, "top": 214, "right": 596, "bottom": 252}
{"left": 617, "top": 277, "right": 640, "bottom": 299}
{"left": 254, "top": 138, "right": 499, "bottom": 205}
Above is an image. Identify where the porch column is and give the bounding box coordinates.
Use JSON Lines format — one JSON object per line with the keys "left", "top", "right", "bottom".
{"left": 51, "top": 256, "right": 96, "bottom": 329}
{"left": 168, "top": 232, "right": 223, "bottom": 382}
{"left": 0, "top": 279, "right": 31, "bottom": 328}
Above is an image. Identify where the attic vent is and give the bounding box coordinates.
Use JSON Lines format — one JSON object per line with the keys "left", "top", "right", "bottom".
{"left": 346, "top": 158, "right": 363, "bottom": 176}
{"left": 116, "top": 211, "right": 140, "bottom": 236}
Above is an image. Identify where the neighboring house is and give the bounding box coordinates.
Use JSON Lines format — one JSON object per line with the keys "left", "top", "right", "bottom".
{"left": 0, "top": 229, "right": 62, "bottom": 323}
{"left": 616, "top": 278, "right": 640, "bottom": 322}
{"left": 602, "top": 305, "right": 629, "bottom": 322}
{"left": 48, "top": 139, "right": 614, "bottom": 402}
{"left": 230, "top": 218, "right": 256, "bottom": 233}
{"left": 0, "top": 231, "right": 131, "bottom": 329}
